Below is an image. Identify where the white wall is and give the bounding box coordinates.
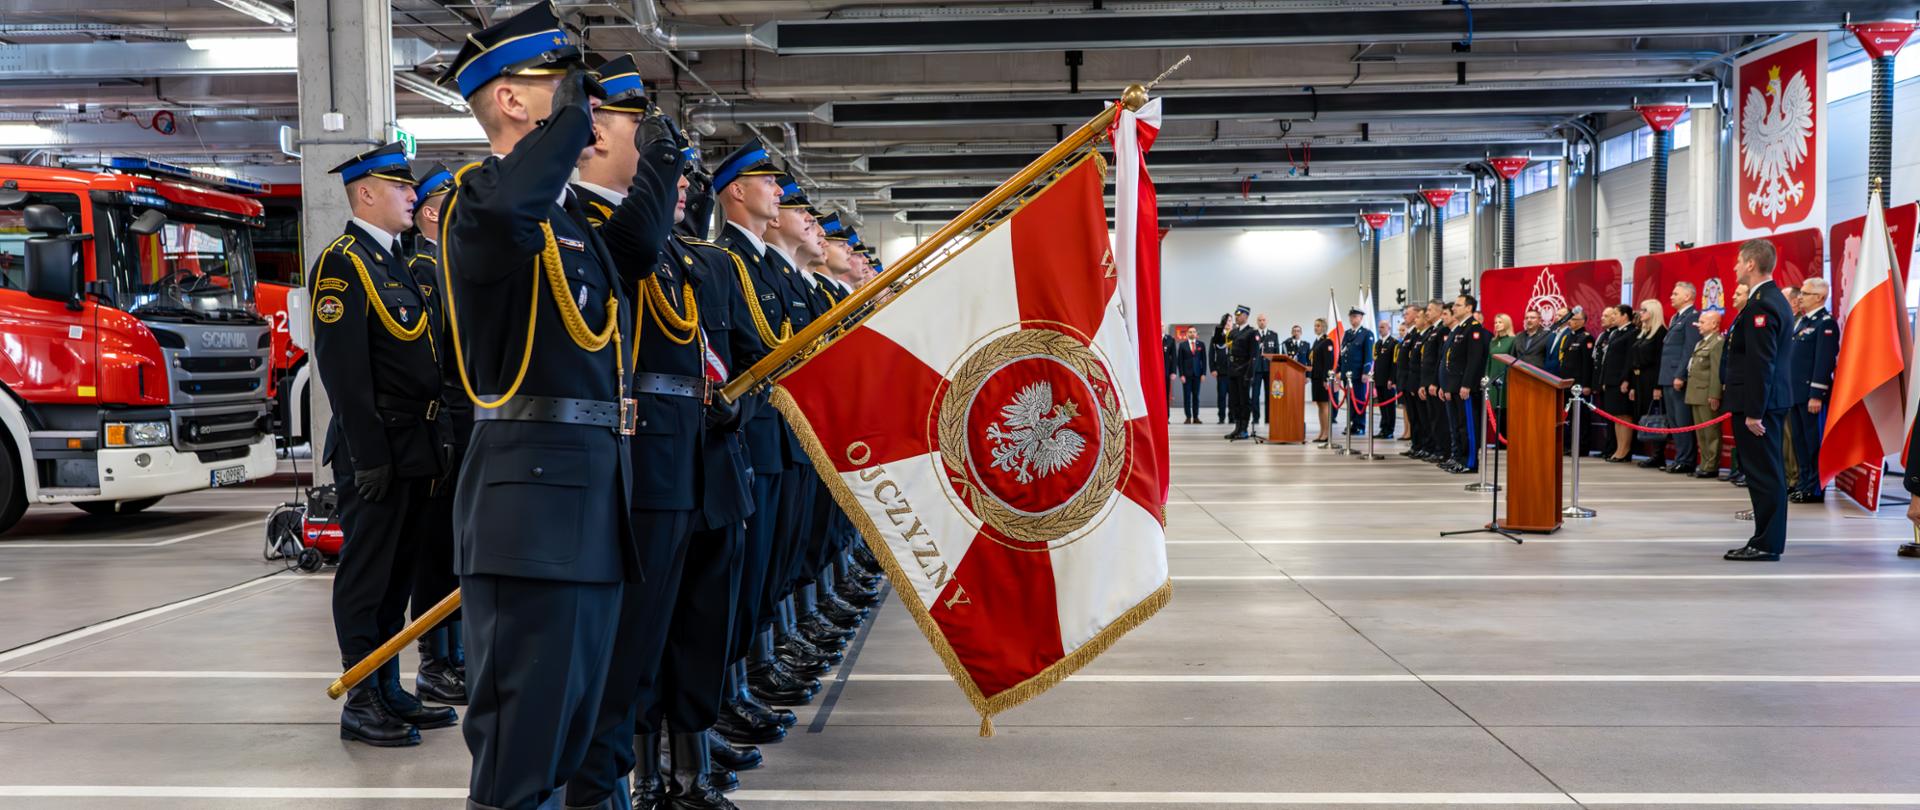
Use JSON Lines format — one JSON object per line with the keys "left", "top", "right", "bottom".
{"left": 1379, "top": 230, "right": 1410, "bottom": 304}
{"left": 1596, "top": 143, "right": 1698, "bottom": 273}
{"left": 1159, "top": 226, "right": 1363, "bottom": 333}
{"left": 1514, "top": 180, "right": 1565, "bottom": 266}
{"left": 1440, "top": 205, "right": 1477, "bottom": 299}
{"left": 1827, "top": 72, "right": 1920, "bottom": 224}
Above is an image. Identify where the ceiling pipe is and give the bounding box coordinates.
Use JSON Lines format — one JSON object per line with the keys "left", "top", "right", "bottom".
{"left": 627, "top": 0, "right": 776, "bottom": 52}
{"left": 685, "top": 101, "right": 832, "bottom": 135}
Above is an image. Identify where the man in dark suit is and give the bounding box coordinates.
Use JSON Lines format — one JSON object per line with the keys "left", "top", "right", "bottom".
{"left": 1723, "top": 240, "right": 1794, "bottom": 561}
{"left": 1252, "top": 314, "right": 1280, "bottom": 425}
{"left": 1372, "top": 319, "right": 1399, "bottom": 439}
{"left": 1225, "top": 306, "right": 1260, "bottom": 440}
{"left": 1282, "top": 325, "right": 1310, "bottom": 364}
{"left": 1787, "top": 278, "right": 1839, "bottom": 503}
{"left": 1511, "top": 309, "right": 1553, "bottom": 370}
{"left": 313, "top": 143, "right": 457, "bottom": 749}
{"left": 1397, "top": 306, "right": 1425, "bottom": 454}
{"left": 437, "top": 6, "right": 680, "bottom": 806}
{"left": 1173, "top": 326, "right": 1208, "bottom": 424}
{"left": 1556, "top": 309, "right": 1596, "bottom": 456}
{"left": 1420, "top": 300, "right": 1451, "bottom": 463}
{"left": 1654, "top": 281, "right": 1704, "bottom": 472}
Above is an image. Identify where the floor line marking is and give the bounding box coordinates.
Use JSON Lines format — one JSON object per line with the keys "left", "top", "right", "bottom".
{"left": 808, "top": 587, "right": 886, "bottom": 733}
{"left": 0, "top": 575, "right": 292, "bottom": 670}
{"left": 8, "top": 787, "right": 1910, "bottom": 804}
{"left": 8, "top": 671, "right": 1918, "bottom": 684}
{"left": 1172, "top": 574, "right": 1920, "bottom": 581}
{"left": 1165, "top": 538, "right": 1910, "bottom": 545}
{"left": 1174, "top": 497, "right": 1751, "bottom": 506}
{"left": 0, "top": 519, "right": 259, "bottom": 550}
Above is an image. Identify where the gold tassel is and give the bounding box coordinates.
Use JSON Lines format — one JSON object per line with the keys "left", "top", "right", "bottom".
{"left": 978, "top": 716, "right": 994, "bottom": 737}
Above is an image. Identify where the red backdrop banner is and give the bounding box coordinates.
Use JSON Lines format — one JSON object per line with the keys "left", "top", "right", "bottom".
{"left": 1479, "top": 260, "right": 1623, "bottom": 335}
{"left": 1629, "top": 228, "right": 1823, "bottom": 322}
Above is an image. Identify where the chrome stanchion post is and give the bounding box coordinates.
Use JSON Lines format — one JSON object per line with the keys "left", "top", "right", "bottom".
{"left": 1363, "top": 375, "right": 1383, "bottom": 460}
{"left": 1336, "top": 373, "right": 1354, "bottom": 455}
{"left": 1563, "top": 385, "right": 1596, "bottom": 519}
{"left": 1466, "top": 375, "right": 1498, "bottom": 493}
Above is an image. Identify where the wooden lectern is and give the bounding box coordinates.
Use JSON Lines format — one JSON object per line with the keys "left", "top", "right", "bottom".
{"left": 1266, "top": 354, "right": 1308, "bottom": 444}
{"left": 1494, "top": 354, "right": 1573, "bottom": 533}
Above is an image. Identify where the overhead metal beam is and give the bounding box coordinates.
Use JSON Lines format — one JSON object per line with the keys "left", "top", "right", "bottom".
{"left": 1161, "top": 216, "right": 1359, "bottom": 230}
{"left": 887, "top": 176, "right": 1468, "bottom": 204}
{"left": 830, "top": 82, "right": 1715, "bottom": 127}
{"left": 864, "top": 140, "right": 1563, "bottom": 175}
{"left": 0, "top": 38, "right": 439, "bottom": 79}
{"left": 772, "top": 1, "right": 1920, "bottom": 55}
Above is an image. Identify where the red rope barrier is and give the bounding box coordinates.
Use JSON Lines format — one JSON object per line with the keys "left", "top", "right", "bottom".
{"left": 1585, "top": 402, "right": 1730, "bottom": 434}
{"left": 1483, "top": 397, "right": 1508, "bottom": 446}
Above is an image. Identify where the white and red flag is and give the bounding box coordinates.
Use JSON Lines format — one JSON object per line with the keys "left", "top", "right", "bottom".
{"left": 1819, "top": 192, "right": 1907, "bottom": 508}
{"left": 1113, "top": 97, "right": 1166, "bottom": 501}
{"left": 1326, "top": 290, "right": 1347, "bottom": 393}
{"left": 770, "top": 153, "right": 1170, "bottom": 732}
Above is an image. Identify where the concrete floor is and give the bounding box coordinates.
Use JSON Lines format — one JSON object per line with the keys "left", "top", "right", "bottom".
{"left": 3, "top": 426, "right": 1920, "bottom": 809}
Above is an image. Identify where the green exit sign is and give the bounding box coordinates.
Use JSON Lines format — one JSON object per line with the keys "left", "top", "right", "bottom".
{"left": 393, "top": 127, "right": 417, "bottom": 158}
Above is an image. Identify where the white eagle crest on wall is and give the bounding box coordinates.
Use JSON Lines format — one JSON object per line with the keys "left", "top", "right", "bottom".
{"left": 1740, "top": 64, "right": 1815, "bottom": 224}
{"left": 985, "top": 382, "right": 1087, "bottom": 484}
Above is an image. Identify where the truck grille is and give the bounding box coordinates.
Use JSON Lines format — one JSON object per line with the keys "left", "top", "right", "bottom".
{"left": 194, "top": 446, "right": 250, "bottom": 464}
{"left": 176, "top": 409, "right": 262, "bottom": 450}
{"left": 178, "top": 356, "right": 262, "bottom": 374}
{"left": 179, "top": 377, "right": 263, "bottom": 396}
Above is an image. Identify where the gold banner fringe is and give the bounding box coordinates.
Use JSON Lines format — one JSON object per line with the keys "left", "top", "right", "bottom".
{"left": 769, "top": 385, "right": 1174, "bottom": 736}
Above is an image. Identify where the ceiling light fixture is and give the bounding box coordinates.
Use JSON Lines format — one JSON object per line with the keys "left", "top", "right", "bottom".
{"left": 394, "top": 72, "right": 469, "bottom": 113}
{"left": 210, "top": 0, "right": 294, "bottom": 31}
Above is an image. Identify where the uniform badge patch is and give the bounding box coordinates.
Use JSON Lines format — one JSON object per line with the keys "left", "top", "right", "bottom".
{"left": 576, "top": 285, "right": 589, "bottom": 309}
{"left": 557, "top": 236, "right": 586, "bottom": 252}
{"left": 420, "top": 284, "right": 433, "bottom": 297}
{"left": 316, "top": 278, "right": 349, "bottom": 293}
{"left": 1754, "top": 315, "right": 1768, "bottom": 327}
{"left": 316, "top": 296, "right": 345, "bottom": 324}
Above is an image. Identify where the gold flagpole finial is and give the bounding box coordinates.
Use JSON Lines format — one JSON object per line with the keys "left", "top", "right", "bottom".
{"left": 1122, "top": 84, "right": 1149, "bottom": 112}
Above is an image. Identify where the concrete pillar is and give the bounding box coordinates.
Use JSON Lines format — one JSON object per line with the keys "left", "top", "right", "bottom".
{"left": 1471, "top": 184, "right": 1497, "bottom": 290}
{"left": 296, "top": 0, "right": 395, "bottom": 479}
{"left": 1564, "top": 155, "right": 1598, "bottom": 264}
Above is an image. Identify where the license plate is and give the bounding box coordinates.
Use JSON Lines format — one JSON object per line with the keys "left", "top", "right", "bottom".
{"left": 209, "top": 465, "right": 248, "bottom": 488}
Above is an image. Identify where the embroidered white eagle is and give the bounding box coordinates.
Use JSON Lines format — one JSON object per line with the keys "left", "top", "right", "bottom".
{"left": 984, "top": 381, "right": 1087, "bottom": 484}
{"left": 1740, "top": 64, "right": 1815, "bottom": 224}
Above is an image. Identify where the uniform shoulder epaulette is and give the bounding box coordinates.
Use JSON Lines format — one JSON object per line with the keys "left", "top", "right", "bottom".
{"left": 675, "top": 235, "right": 720, "bottom": 247}
{"left": 453, "top": 160, "right": 485, "bottom": 185}
{"left": 324, "top": 234, "right": 358, "bottom": 256}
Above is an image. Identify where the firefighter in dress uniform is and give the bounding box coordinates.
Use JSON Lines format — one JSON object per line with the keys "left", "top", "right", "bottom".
{"left": 435, "top": 5, "right": 680, "bottom": 807}
{"left": 312, "top": 142, "right": 458, "bottom": 748}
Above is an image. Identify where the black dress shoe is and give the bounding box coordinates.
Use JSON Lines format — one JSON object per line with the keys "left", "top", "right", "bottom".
{"left": 1603, "top": 455, "right": 1633, "bottom": 464}
{"left": 707, "top": 762, "right": 738, "bottom": 794}
{"left": 632, "top": 731, "right": 665, "bottom": 810}
{"left": 1692, "top": 468, "right": 1720, "bottom": 479}
{"left": 1730, "top": 473, "right": 1748, "bottom": 487}
{"left": 665, "top": 731, "right": 739, "bottom": 810}
{"left": 1450, "top": 464, "right": 1476, "bottom": 475}
{"left": 1636, "top": 457, "right": 1664, "bottom": 468}
{"left": 1789, "top": 490, "right": 1826, "bottom": 504}
{"left": 1667, "top": 464, "right": 1696, "bottom": 475}
{"left": 415, "top": 638, "right": 467, "bottom": 706}
{"left": 383, "top": 681, "right": 457, "bottom": 730}
{"left": 713, "top": 702, "right": 786, "bottom": 745}
{"left": 735, "top": 692, "right": 796, "bottom": 729}
{"left": 707, "top": 730, "right": 763, "bottom": 771}
{"left": 1723, "top": 546, "right": 1780, "bottom": 561}
{"left": 339, "top": 681, "right": 420, "bottom": 747}
{"left": 747, "top": 665, "right": 819, "bottom": 706}
{"left": 799, "top": 613, "right": 857, "bottom": 643}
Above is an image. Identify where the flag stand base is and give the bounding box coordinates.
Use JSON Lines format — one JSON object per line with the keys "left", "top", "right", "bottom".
{"left": 1897, "top": 543, "right": 1920, "bottom": 559}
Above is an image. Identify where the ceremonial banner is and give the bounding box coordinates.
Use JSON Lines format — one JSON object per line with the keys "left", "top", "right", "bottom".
{"left": 771, "top": 155, "right": 1170, "bottom": 732}
{"left": 1115, "top": 98, "right": 1168, "bottom": 503}
{"left": 1829, "top": 203, "right": 1917, "bottom": 323}
{"left": 1821, "top": 196, "right": 1911, "bottom": 511}
{"left": 1478, "top": 260, "right": 1623, "bottom": 336}
{"left": 1732, "top": 34, "right": 1826, "bottom": 239}
{"left": 1630, "top": 229, "right": 1822, "bottom": 321}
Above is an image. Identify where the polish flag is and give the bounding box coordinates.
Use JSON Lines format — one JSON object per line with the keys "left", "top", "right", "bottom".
{"left": 1327, "top": 290, "right": 1347, "bottom": 395}
{"left": 1819, "top": 192, "right": 1907, "bottom": 494}
{"left": 1113, "top": 97, "right": 1166, "bottom": 502}
{"left": 770, "top": 155, "right": 1169, "bottom": 733}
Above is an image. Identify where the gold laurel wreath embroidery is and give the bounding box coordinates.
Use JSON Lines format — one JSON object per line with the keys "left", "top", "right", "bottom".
{"left": 936, "top": 328, "right": 1125, "bottom": 548}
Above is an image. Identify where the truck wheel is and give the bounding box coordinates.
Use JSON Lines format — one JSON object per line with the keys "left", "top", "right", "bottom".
{"left": 0, "top": 435, "right": 24, "bottom": 535}
{"left": 73, "top": 497, "right": 164, "bottom": 517}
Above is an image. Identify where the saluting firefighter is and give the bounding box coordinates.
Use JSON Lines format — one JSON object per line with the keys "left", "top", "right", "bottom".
{"left": 558, "top": 55, "right": 743, "bottom": 810}
{"left": 435, "top": 5, "right": 682, "bottom": 808}
{"left": 312, "top": 143, "right": 457, "bottom": 748}
{"left": 401, "top": 161, "right": 467, "bottom": 707}
{"left": 712, "top": 141, "right": 829, "bottom": 712}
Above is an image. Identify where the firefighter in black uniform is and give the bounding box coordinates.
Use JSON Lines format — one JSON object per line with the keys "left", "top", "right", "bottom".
{"left": 1397, "top": 308, "right": 1424, "bottom": 455}
{"left": 1224, "top": 305, "right": 1260, "bottom": 440}
{"left": 436, "top": 6, "right": 679, "bottom": 808}
{"left": 1557, "top": 310, "right": 1597, "bottom": 456}
{"left": 1786, "top": 280, "right": 1839, "bottom": 503}
{"left": 560, "top": 57, "right": 739, "bottom": 810}
{"left": 712, "top": 141, "right": 827, "bottom": 714}
{"left": 1418, "top": 301, "right": 1451, "bottom": 463}
{"left": 313, "top": 143, "right": 457, "bottom": 748}
{"left": 1373, "top": 320, "right": 1399, "bottom": 439}
{"left": 1443, "top": 295, "right": 1492, "bottom": 473}
{"left": 401, "top": 161, "right": 466, "bottom": 707}
{"left": 1724, "top": 240, "right": 1795, "bottom": 560}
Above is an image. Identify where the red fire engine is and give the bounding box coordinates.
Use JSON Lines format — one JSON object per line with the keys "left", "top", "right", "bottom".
{"left": 0, "top": 158, "right": 278, "bottom": 533}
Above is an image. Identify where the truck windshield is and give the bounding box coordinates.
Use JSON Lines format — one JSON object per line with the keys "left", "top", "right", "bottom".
{"left": 102, "top": 204, "right": 261, "bottom": 323}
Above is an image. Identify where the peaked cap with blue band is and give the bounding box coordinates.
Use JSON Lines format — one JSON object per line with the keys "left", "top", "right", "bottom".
{"left": 441, "top": 2, "right": 586, "bottom": 100}
{"left": 593, "top": 53, "right": 648, "bottom": 113}
{"left": 777, "top": 175, "right": 813, "bottom": 210}
{"left": 413, "top": 162, "right": 454, "bottom": 199}
{"left": 713, "top": 137, "right": 781, "bottom": 190}
{"left": 818, "top": 213, "right": 848, "bottom": 240}
{"left": 329, "top": 142, "right": 416, "bottom": 186}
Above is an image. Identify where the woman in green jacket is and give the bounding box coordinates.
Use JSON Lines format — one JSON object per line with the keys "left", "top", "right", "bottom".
{"left": 1486, "top": 313, "right": 1515, "bottom": 448}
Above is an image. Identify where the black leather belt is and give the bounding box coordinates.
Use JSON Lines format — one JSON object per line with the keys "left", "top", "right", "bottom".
{"left": 375, "top": 393, "right": 440, "bottom": 421}
{"left": 633, "top": 372, "right": 705, "bottom": 400}
{"left": 473, "top": 395, "right": 637, "bottom": 435}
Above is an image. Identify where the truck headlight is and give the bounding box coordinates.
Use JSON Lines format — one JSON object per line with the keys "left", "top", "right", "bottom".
{"left": 105, "top": 421, "right": 171, "bottom": 448}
